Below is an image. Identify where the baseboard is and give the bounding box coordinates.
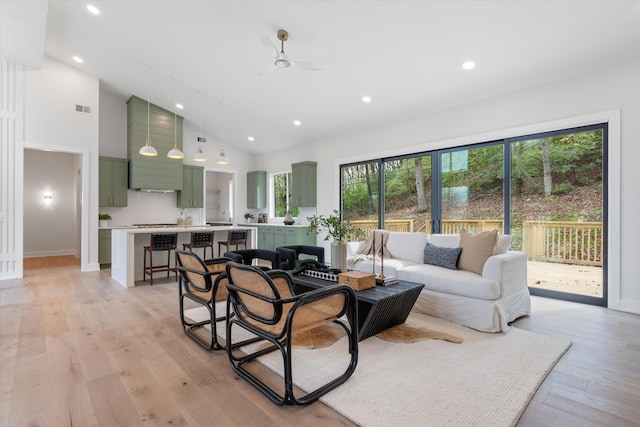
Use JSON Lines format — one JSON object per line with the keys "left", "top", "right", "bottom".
{"left": 24, "top": 250, "right": 78, "bottom": 258}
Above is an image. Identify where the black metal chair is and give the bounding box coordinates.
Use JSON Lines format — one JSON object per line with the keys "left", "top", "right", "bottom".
{"left": 176, "top": 250, "right": 231, "bottom": 350}
{"left": 224, "top": 249, "right": 283, "bottom": 270}
{"left": 143, "top": 233, "right": 178, "bottom": 285}
{"left": 218, "top": 229, "right": 249, "bottom": 256}
{"left": 225, "top": 262, "right": 358, "bottom": 405}
{"left": 276, "top": 245, "right": 325, "bottom": 270}
{"left": 183, "top": 231, "right": 215, "bottom": 259}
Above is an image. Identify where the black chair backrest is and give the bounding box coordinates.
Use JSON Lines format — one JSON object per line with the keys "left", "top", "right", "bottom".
{"left": 229, "top": 230, "right": 248, "bottom": 244}
{"left": 191, "top": 231, "right": 214, "bottom": 247}
{"left": 151, "top": 233, "right": 177, "bottom": 250}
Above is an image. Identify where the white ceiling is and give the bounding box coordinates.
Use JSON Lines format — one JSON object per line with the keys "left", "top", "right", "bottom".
{"left": 3, "top": 1, "right": 640, "bottom": 154}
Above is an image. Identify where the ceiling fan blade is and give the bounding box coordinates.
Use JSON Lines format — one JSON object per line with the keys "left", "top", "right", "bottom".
{"left": 257, "top": 64, "right": 277, "bottom": 77}
{"left": 260, "top": 35, "right": 279, "bottom": 57}
{"left": 290, "top": 59, "right": 327, "bottom": 71}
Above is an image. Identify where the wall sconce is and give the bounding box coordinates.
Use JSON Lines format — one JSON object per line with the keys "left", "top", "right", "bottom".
{"left": 43, "top": 192, "right": 53, "bottom": 206}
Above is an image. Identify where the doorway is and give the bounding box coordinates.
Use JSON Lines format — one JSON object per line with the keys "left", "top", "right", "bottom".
{"left": 205, "top": 170, "right": 234, "bottom": 223}
{"left": 23, "top": 149, "right": 82, "bottom": 271}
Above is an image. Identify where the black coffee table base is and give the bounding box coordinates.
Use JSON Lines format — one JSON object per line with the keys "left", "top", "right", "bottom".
{"left": 291, "top": 274, "right": 424, "bottom": 341}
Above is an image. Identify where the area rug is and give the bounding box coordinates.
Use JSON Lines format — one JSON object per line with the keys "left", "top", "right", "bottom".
{"left": 184, "top": 305, "right": 571, "bottom": 426}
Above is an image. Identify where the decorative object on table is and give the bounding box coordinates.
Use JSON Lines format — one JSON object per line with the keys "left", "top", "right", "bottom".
{"left": 371, "top": 230, "right": 398, "bottom": 285}
{"left": 292, "top": 259, "right": 340, "bottom": 281}
{"left": 244, "top": 212, "right": 254, "bottom": 223}
{"left": 258, "top": 213, "right": 267, "bottom": 223}
{"left": 338, "top": 270, "right": 375, "bottom": 291}
{"left": 98, "top": 213, "right": 112, "bottom": 228}
{"left": 307, "top": 210, "right": 365, "bottom": 272}
{"left": 283, "top": 209, "right": 295, "bottom": 225}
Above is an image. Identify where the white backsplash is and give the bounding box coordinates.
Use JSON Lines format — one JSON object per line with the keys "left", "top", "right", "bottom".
{"left": 99, "top": 190, "right": 206, "bottom": 226}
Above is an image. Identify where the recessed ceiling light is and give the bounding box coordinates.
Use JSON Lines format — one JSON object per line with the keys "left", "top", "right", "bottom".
{"left": 362, "top": 96, "right": 372, "bottom": 103}
{"left": 72, "top": 56, "right": 83, "bottom": 63}
{"left": 462, "top": 61, "right": 475, "bottom": 70}
{"left": 293, "top": 120, "right": 301, "bottom": 126}
{"left": 86, "top": 4, "right": 100, "bottom": 15}
{"left": 176, "top": 103, "right": 184, "bottom": 109}
{"left": 248, "top": 136, "right": 255, "bottom": 141}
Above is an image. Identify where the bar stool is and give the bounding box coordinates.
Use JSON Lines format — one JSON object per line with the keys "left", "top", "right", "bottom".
{"left": 182, "top": 231, "right": 215, "bottom": 259}
{"left": 218, "top": 229, "right": 248, "bottom": 256}
{"left": 144, "top": 233, "right": 178, "bottom": 285}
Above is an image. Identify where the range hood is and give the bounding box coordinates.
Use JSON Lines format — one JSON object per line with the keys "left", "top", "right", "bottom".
{"left": 127, "top": 95, "right": 184, "bottom": 191}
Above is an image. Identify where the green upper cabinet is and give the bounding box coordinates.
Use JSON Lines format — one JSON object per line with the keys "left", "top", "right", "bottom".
{"left": 127, "top": 95, "right": 183, "bottom": 191}
{"left": 291, "top": 161, "right": 317, "bottom": 207}
{"left": 99, "top": 156, "right": 128, "bottom": 207}
{"left": 177, "top": 165, "right": 204, "bottom": 208}
{"left": 247, "top": 171, "right": 267, "bottom": 209}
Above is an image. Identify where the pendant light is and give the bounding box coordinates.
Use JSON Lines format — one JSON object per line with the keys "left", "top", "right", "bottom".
{"left": 215, "top": 113, "right": 230, "bottom": 165}
{"left": 215, "top": 148, "right": 230, "bottom": 165}
{"left": 193, "top": 145, "right": 207, "bottom": 162}
{"left": 167, "top": 107, "right": 184, "bottom": 159}
{"left": 139, "top": 87, "right": 158, "bottom": 156}
{"left": 193, "top": 107, "right": 208, "bottom": 162}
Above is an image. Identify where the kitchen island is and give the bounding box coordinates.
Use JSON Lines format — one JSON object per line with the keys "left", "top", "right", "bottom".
{"left": 111, "top": 225, "right": 257, "bottom": 288}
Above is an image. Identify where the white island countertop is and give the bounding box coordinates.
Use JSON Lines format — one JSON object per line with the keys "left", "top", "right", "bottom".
{"left": 111, "top": 225, "right": 257, "bottom": 288}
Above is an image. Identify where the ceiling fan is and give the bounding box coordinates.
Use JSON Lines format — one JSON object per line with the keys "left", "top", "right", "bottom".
{"left": 258, "top": 29, "right": 327, "bottom": 75}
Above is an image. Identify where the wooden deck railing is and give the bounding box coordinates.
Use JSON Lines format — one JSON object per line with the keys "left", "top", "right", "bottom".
{"left": 349, "top": 217, "right": 603, "bottom": 267}
{"left": 522, "top": 221, "right": 603, "bottom": 266}
{"left": 349, "top": 220, "right": 413, "bottom": 239}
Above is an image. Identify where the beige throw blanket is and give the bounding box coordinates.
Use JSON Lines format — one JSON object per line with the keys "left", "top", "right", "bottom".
{"left": 348, "top": 230, "right": 392, "bottom": 270}
{"left": 360, "top": 229, "right": 391, "bottom": 258}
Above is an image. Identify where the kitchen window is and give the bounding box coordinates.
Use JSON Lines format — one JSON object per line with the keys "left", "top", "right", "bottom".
{"left": 270, "top": 171, "right": 299, "bottom": 218}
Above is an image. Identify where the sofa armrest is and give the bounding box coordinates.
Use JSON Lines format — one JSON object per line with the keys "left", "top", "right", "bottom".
{"left": 482, "top": 251, "right": 528, "bottom": 297}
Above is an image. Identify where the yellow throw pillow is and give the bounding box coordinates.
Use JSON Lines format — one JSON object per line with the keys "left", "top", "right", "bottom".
{"left": 458, "top": 229, "right": 498, "bottom": 274}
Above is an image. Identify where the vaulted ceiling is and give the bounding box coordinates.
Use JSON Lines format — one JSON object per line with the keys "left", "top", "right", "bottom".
{"left": 3, "top": 1, "right": 640, "bottom": 154}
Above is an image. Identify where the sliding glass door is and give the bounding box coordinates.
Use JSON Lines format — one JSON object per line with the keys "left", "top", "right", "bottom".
{"left": 438, "top": 145, "right": 504, "bottom": 234}
{"left": 509, "top": 125, "right": 606, "bottom": 305}
{"left": 340, "top": 123, "right": 607, "bottom": 306}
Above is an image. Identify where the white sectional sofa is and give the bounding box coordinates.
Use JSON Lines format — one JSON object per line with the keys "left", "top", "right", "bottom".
{"left": 347, "top": 231, "right": 531, "bottom": 333}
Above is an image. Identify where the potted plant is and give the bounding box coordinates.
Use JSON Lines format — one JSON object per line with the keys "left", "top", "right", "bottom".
{"left": 99, "top": 213, "right": 112, "bottom": 228}
{"left": 307, "top": 210, "right": 365, "bottom": 271}
{"left": 244, "top": 212, "right": 254, "bottom": 223}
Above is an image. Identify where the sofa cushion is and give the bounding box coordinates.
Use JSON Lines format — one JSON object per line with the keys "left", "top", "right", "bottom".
{"left": 458, "top": 229, "right": 498, "bottom": 274}
{"left": 397, "top": 264, "right": 501, "bottom": 300}
{"left": 423, "top": 243, "right": 461, "bottom": 270}
{"left": 428, "top": 234, "right": 460, "bottom": 248}
{"left": 386, "top": 232, "right": 429, "bottom": 264}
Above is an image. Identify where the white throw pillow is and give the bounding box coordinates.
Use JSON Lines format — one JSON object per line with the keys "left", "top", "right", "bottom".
{"left": 386, "top": 232, "right": 429, "bottom": 263}
{"left": 428, "top": 234, "right": 460, "bottom": 248}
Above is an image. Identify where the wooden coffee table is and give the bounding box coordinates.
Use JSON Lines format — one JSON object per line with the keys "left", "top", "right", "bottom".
{"left": 290, "top": 273, "right": 424, "bottom": 341}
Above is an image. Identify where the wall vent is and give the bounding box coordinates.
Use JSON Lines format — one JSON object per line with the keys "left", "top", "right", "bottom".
{"left": 75, "top": 104, "right": 92, "bottom": 114}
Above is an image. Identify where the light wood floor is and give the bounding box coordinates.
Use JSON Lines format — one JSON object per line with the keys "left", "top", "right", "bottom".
{"left": 1, "top": 256, "right": 639, "bottom": 426}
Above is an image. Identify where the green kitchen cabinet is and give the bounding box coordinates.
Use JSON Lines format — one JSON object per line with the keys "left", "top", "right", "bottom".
{"left": 257, "top": 226, "right": 275, "bottom": 250}
{"left": 247, "top": 170, "right": 267, "bottom": 209}
{"left": 177, "top": 165, "right": 204, "bottom": 208}
{"left": 99, "top": 229, "right": 112, "bottom": 267}
{"left": 291, "top": 161, "right": 317, "bottom": 207}
{"left": 258, "top": 225, "right": 315, "bottom": 250}
{"left": 99, "top": 156, "right": 128, "bottom": 207}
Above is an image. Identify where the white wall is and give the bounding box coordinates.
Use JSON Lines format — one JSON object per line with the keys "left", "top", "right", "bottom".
{"left": 257, "top": 60, "right": 640, "bottom": 314}
{"left": 22, "top": 56, "right": 100, "bottom": 272}
{"left": 23, "top": 149, "right": 79, "bottom": 257}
